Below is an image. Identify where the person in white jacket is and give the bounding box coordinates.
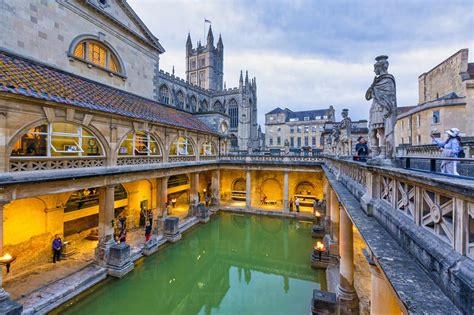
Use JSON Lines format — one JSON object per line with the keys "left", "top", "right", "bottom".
{"left": 431, "top": 128, "right": 462, "bottom": 175}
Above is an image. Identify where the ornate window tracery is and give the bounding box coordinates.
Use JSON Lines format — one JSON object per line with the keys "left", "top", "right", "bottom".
{"left": 72, "top": 39, "right": 122, "bottom": 75}
{"left": 118, "top": 132, "right": 161, "bottom": 156}
{"left": 169, "top": 137, "right": 194, "bottom": 156}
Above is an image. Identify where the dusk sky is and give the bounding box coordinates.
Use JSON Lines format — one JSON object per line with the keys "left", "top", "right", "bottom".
{"left": 129, "top": 0, "right": 474, "bottom": 129}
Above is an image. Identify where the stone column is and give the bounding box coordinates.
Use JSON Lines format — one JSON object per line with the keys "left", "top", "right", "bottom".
{"left": 329, "top": 189, "right": 339, "bottom": 255}
{"left": 0, "top": 201, "right": 22, "bottom": 313}
{"left": 158, "top": 176, "right": 169, "bottom": 218}
{"left": 190, "top": 172, "right": 199, "bottom": 205}
{"left": 337, "top": 208, "right": 359, "bottom": 315}
{"left": 369, "top": 264, "right": 401, "bottom": 315}
{"left": 283, "top": 170, "right": 289, "bottom": 212}
{"left": 211, "top": 169, "right": 220, "bottom": 206}
{"left": 246, "top": 169, "right": 251, "bottom": 208}
{"left": 96, "top": 185, "right": 115, "bottom": 263}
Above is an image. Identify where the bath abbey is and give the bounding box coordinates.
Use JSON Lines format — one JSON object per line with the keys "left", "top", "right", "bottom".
{"left": 0, "top": 0, "right": 473, "bottom": 314}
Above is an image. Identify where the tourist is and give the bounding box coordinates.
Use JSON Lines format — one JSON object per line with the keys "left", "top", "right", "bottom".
{"left": 262, "top": 194, "right": 267, "bottom": 205}
{"left": 289, "top": 198, "right": 293, "bottom": 212}
{"left": 431, "top": 128, "right": 463, "bottom": 175}
{"left": 145, "top": 221, "right": 152, "bottom": 242}
{"left": 313, "top": 199, "right": 318, "bottom": 216}
{"left": 355, "top": 136, "right": 369, "bottom": 158}
{"left": 52, "top": 234, "right": 62, "bottom": 263}
{"left": 205, "top": 195, "right": 210, "bottom": 207}
{"left": 295, "top": 197, "right": 300, "bottom": 212}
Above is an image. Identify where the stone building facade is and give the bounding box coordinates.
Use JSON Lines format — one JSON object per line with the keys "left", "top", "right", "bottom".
{"left": 265, "top": 107, "right": 335, "bottom": 151}
{"left": 395, "top": 49, "right": 474, "bottom": 146}
{"left": 154, "top": 27, "right": 261, "bottom": 152}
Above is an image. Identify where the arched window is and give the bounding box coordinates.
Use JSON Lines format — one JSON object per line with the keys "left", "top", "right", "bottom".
{"left": 213, "top": 100, "right": 224, "bottom": 113}
{"left": 72, "top": 39, "right": 122, "bottom": 74}
{"left": 118, "top": 132, "right": 161, "bottom": 156}
{"left": 176, "top": 90, "right": 185, "bottom": 109}
{"left": 11, "top": 123, "right": 103, "bottom": 157}
{"left": 190, "top": 95, "right": 197, "bottom": 112}
{"left": 200, "top": 100, "right": 208, "bottom": 112}
{"left": 229, "top": 99, "right": 238, "bottom": 129}
{"left": 170, "top": 137, "right": 194, "bottom": 156}
{"left": 230, "top": 134, "right": 238, "bottom": 149}
{"left": 200, "top": 141, "right": 217, "bottom": 156}
{"left": 159, "top": 85, "right": 170, "bottom": 104}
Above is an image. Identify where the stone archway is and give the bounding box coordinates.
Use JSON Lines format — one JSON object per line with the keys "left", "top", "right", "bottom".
{"left": 261, "top": 178, "right": 282, "bottom": 202}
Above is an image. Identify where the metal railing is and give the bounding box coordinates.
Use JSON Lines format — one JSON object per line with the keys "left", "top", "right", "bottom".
{"left": 397, "top": 156, "right": 474, "bottom": 179}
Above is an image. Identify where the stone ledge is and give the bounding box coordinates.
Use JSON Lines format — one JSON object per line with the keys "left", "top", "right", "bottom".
{"left": 324, "top": 165, "right": 462, "bottom": 314}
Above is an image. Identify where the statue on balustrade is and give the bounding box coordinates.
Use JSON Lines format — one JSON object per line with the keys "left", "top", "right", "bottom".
{"left": 338, "top": 109, "right": 352, "bottom": 156}
{"left": 331, "top": 123, "right": 340, "bottom": 155}
{"left": 365, "top": 55, "right": 397, "bottom": 161}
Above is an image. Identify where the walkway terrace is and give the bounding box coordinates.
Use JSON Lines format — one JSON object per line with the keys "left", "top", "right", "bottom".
{"left": 0, "top": 154, "right": 472, "bottom": 314}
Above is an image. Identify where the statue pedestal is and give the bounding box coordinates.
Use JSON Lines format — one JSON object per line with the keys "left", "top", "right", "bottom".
{"left": 106, "top": 243, "right": 134, "bottom": 278}
{"left": 164, "top": 217, "right": 182, "bottom": 243}
{"left": 197, "top": 204, "right": 210, "bottom": 223}
{"left": 311, "top": 249, "right": 339, "bottom": 269}
{"left": 312, "top": 224, "right": 325, "bottom": 238}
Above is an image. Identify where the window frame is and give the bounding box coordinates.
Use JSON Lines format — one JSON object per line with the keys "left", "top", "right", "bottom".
{"left": 118, "top": 132, "right": 161, "bottom": 157}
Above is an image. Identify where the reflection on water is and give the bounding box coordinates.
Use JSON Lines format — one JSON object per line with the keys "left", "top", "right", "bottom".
{"left": 60, "top": 213, "right": 326, "bottom": 315}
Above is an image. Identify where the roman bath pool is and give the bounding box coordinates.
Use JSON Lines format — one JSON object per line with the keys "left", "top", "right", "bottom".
{"left": 55, "top": 213, "right": 325, "bottom": 314}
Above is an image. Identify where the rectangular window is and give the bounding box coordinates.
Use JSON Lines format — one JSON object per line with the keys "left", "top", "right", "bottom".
{"left": 297, "top": 126, "right": 302, "bottom": 133}
{"left": 304, "top": 126, "right": 309, "bottom": 133}
{"left": 312, "top": 136, "right": 316, "bottom": 146}
{"left": 277, "top": 137, "right": 281, "bottom": 145}
{"left": 312, "top": 126, "right": 317, "bottom": 133}
{"left": 401, "top": 120, "right": 404, "bottom": 131}
{"left": 290, "top": 127, "right": 294, "bottom": 134}
{"left": 432, "top": 110, "right": 440, "bottom": 124}
{"left": 304, "top": 137, "right": 309, "bottom": 146}
{"left": 417, "top": 135, "right": 421, "bottom": 144}
{"left": 416, "top": 115, "right": 420, "bottom": 127}
{"left": 304, "top": 116, "right": 309, "bottom": 121}
{"left": 290, "top": 137, "right": 294, "bottom": 147}
{"left": 297, "top": 137, "right": 301, "bottom": 147}
{"left": 269, "top": 138, "right": 273, "bottom": 146}
{"left": 289, "top": 118, "right": 299, "bottom": 122}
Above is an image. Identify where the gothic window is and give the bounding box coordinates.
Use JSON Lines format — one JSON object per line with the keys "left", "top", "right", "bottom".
{"left": 159, "top": 85, "right": 170, "bottom": 104}
{"left": 72, "top": 39, "right": 122, "bottom": 75}
{"left": 200, "top": 141, "right": 217, "bottom": 156}
{"left": 118, "top": 132, "right": 161, "bottom": 156}
{"left": 11, "top": 123, "right": 104, "bottom": 157}
{"left": 176, "top": 90, "right": 185, "bottom": 109}
{"left": 169, "top": 137, "right": 194, "bottom": 156}
{"left": 229, "top": 99, "right": 238, "bottom": 129}
{"left": 213, "top": 100, "right": 224, "bottom": 113}
{"left": 200, "top": 100, "right": 208, "bottom": 112}
{"left": 230, "top": 135, "right": 238, "bottom": 149}
{"left": 190, "top": 95, "right": 197, "bottom": 112}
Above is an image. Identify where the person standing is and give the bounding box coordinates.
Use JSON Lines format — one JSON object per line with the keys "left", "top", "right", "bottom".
{"left": 145, "top": 221, "right": 152, "bottom": 242}
{"left": 313, "top": 199, "right": 318, "bottom": 216}
{"left": 431, "top": 128, "right": 463, "bottom": 175}
{"left": 205, "top": 195, "right": 210, "bottom": 207}
{"left": 52, "top": 234, "right": 62, "bottom": 263}
{"left": 355, "top": 136, "right": 369, "bottom": 158}
{"left": 289, "top": 198, "right": 293, "bottom": 212}
{"left": 295, "top": 197, "right": 300, "bottom": 213}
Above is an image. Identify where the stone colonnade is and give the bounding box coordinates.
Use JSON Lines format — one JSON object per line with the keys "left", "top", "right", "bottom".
{"left": 326, "top": 184, "right": 402, "bottom": 315}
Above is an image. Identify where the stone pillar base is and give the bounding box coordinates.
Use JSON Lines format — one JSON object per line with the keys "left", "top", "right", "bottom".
{"left": 95, "top": 238, "right": 115, "bottom": 265}
{"left": 197, "top": 204, "right": 210, "bottom": 223}
{"left": 311, "top": 250, "right": 339, "bottom": 269}
{"left": 323, "top": 234, "right": 339, "bottom": 256}
{"left": 106, "top": 243, "right": 134, "bottom": 278}
{"left": 164, "top": 217, "right": 182, "bottom": 243}
{"left": 312, "top": 224, "right": 325, "bottom": 238}
{"left": 336, "top": 285, "right": 359, "bottom": 315}
{"left": 0, "top": 290, "right": 22, "bottom": 315}
{"left": 164, "top": 232, "right": 182, "bottom": 243}
{"left": 143, "top": 236, "right": 164, "bottom": 256}
{"left": 311, "top": 289, "right": 336, "bottom": 315}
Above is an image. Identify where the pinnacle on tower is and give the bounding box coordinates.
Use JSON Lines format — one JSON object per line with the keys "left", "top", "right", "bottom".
{"left": 186, "top": 32, "right": 193, "bottom": 56}
{"left": 239, "top": 70, "right": 243, "bottom": 85}
{"left": 207, "top": 25, "right": 214, "bottom": 47}
{"left": 245, "top": 70, "right": 249, "bottom": 85}
{"left": 217, "top": 34, "right": 223, "bottom": 49}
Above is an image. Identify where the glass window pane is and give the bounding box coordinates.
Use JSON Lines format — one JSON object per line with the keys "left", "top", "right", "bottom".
{"left": 83, "top": 138, "right": 102, "bottom": 156}
{"left": 11, "top": 133, "right": 47, "bottom": 156}
{"left": 52, "top": 123, "right": 79, "bottom": 135}
{"left": 29, "top": 124, "right": 48, "bottom": 133}
{"left": 149, "top": 140, "right": 159, "bottom": 156}
{"left": 51, "top": 135, "right": 81, "bottom": 156}
{"left": 119, "top": 139, "right": 133, "bottom": 156}
{"left": 73, "top": 42, "right": 85, "bottom": 59}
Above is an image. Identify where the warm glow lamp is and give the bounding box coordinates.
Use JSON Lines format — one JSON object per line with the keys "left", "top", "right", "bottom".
{"left": 0, "top": 253, "right": 16, "bottom": 273}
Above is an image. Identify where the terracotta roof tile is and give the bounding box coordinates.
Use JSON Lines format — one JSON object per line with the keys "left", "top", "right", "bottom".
{"left": 0, "top": 51, "right": 215, "bottom": 134}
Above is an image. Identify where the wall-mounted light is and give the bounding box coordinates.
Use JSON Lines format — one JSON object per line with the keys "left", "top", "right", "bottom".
{"left": 0, "top": 253, "right": 16, "bottom": 273}
{"left": 314, "top": 241, "right": 326, "bottom": 261}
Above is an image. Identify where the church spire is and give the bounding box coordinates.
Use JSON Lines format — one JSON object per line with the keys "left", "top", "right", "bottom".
{"left": 186, "top": 32, "right": 192, "bottom": 56}
{"left": 239, "top": 70, "right": 243, "bottom": 88}
{"left": 207, "top": 25, "right": 214, "bottom": 47}
{"left": 245, "top": 70, "right": 249, "bottom": 85}
{"left": 217, "top": 34, "right": 223, "bottom": 49}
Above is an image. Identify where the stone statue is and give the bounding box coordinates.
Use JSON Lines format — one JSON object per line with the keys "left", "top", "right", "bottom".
{"left": 331, "top": 123, "right": 340, "bottom": 155}
{"left": 365, "top": 55, "right": 397, "bottom": 159}
{"left": 284, "top": 139, "right": 290, "bottom": 154}
{"left": 339, "top": 109, "right": 352, "bottom": 156}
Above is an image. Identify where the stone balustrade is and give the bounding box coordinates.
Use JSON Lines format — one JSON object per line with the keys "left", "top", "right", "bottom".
{"left": 9, "top": 157, "right": 106, "bottom": 172}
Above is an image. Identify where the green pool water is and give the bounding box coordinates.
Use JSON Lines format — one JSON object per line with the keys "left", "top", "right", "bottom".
{"left": 59, "top": 213, "right": 326, "bottom": 315}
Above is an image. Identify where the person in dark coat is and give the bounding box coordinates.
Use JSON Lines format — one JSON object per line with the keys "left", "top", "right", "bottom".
{"left": 52, "top": 234, "right": 62, "bottom": 263}
{"left": 355, "top": 136, "right": 369, "bottom": 157}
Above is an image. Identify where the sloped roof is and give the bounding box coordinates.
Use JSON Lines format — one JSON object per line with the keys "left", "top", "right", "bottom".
{"left": 0, "top": 51, "right": 215, "bottom": 134}
{"left": 286, "top": 109, "right": 331, "bottom": 122}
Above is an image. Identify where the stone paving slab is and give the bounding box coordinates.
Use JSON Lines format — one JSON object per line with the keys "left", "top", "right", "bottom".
{"left": 324, "top": 166, "right": 462, "bottom": 314}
